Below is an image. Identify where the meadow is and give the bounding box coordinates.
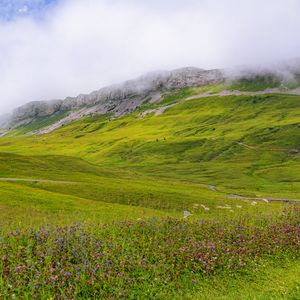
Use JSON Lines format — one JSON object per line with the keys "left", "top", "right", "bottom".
{"left": 0, "top": 90, "right": 300, "bottom": 298}
{"left": 2, "top": 208, "right": 300, "bottom": 299}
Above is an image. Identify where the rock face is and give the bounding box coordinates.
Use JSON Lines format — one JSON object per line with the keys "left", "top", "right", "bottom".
{"left": 6, "top": 67, "right": 224, "bottom": 130}
{"left": 0, "top": 114, "right": 10, "bottom": 134}
{"left": 4, "top": 63, "right": 300, "bottom": 133}
{"left": 10, "top": 100, "right": 63, "bottom": 128}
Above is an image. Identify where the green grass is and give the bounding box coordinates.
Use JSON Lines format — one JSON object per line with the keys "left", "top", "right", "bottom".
{"left": 191, "top": 258, "right": 300, "bottom": 299}
{"left": 1, "top": 93, "right": 299, "bottom": 198}
{"left": 1, "top": 90, "right": 300, "bottom": 298}
{"left": 1, "top": 209, "right": 300, "bottom": 299}
{"left": 228, "top": 74, "right": 282, "bottom": 91}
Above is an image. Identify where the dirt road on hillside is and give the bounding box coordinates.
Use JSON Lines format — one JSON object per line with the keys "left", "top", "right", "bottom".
{"left": 228, "top": 193, "right": 300, "bottom": 204}
{"left": 142, "top": 88, "right": 300, "bottom": 117}
{"left": 207, "top": 183, "right": 299, "bottom": 204}
{"left": 0, "top": 178, "right": 78, "bottom": 184}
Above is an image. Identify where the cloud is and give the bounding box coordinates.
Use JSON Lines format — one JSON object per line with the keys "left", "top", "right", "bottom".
{"left": 0, "top": 0, "right": 300, "bottom": 113}
{"left": 0, "top": 0, "right": 56, "bottom": 20}
{"left": 18, "top": 6, "right": 29, "bottom": 14}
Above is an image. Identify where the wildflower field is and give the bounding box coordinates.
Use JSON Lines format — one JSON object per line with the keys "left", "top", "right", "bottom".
{"left": 1, "top": 208, "right": 300, "bottom": 299}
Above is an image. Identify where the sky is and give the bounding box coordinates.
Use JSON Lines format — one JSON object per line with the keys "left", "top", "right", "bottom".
{"left": 0, "top": 0, "right": 300, "bottom": 113}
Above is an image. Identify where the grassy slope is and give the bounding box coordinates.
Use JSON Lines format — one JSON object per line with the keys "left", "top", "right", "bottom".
{"left": 0, "top": 93, "right": 299, "bottom": 227}
{"left": 192, "top": 258, "right": 300, "bottom": 299}
{"left": 1, "top": 91, "right": 300, "bottom": 298}
{"left": 1, "top": 93, "right": 299, "bottom": 199}
{"left": 0, "top": 93, "right": 299, "bottom": 214}
{"left": 0, "top": 151, "right": 280, "bottom": 228}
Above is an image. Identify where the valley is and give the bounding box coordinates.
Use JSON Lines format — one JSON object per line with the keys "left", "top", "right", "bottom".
{"left": 1, "top": 71, "right": 300, "bottom": 299}
{"left": 1, "top": 0, "right": 300, "bottom": 297}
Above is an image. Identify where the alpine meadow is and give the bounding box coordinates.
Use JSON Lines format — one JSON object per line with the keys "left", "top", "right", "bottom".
{"left": 1, "top": 0, "right": 300, "bottom": 299}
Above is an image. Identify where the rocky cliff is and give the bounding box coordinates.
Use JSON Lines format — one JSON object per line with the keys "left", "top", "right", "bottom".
{"left": 0, "top": 114, "right": 9, "bottom": 135}
{"left": 5, "top": 67, "right": 224, "bottom": 130}
{"left": 4, "top": 63, "right": 300, "bottom": 133}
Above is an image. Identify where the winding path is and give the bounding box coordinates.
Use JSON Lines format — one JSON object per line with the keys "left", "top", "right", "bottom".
{"left": 142, "top": 88, "right": 300, "bottom": 118}
{"left": 0, "top": 178, "right": 78, "bottom": 184}
{"left": 228, "top": 193, "right": 300, "bottom": 203}
{"left": 0, "top": 177, "right": 298, "bottom": 203}
{"left": 207, "top": 183, "right": 299, "bottom": 204}
{"left": 237, "top": 142, "right": 299, "bottom": 153}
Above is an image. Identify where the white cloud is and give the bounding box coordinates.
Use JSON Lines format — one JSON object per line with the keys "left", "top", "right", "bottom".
{"left": 0, "top": 0, "right": 300, "bottom": 113}
{"left": 18, "top": 6, "right": 29, "bottom": 14}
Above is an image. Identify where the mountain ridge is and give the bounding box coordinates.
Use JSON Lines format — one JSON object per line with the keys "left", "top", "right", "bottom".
{"left": 2, "top": 63, "right": 300, "bottom": 134}
{"left": 4, "top": 67, "right": 223, "bottom": 130}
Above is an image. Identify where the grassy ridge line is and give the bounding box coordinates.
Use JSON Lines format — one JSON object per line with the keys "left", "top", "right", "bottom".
{"left": 0, "top": 180, "right": 175, "bottom": 229}
{"left": 0, "top": 152, "right": 277, "bottom": 213}
{"left": 0, "top": 151, "right": 284, "bottom": 227}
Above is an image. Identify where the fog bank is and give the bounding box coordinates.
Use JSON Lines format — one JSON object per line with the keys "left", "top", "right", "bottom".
{"left": 0, "top": 0, "right": 300, "bottom": 113}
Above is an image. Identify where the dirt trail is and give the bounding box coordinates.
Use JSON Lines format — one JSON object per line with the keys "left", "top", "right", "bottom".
{"left": 142, "top": 88, "right": 300, "bottom": 117}
{"left": 237, "top": 142, "right": 299, "bottom": 153}
{"left": 208, "top": 185, "right": 218, "bottom": 192}
{"left": 140, "top": 104, "right": 176, "bottom": 117}
{"left": 0, "top": 178, "right": 78, "bottom": 184}
{"left": 229, "top": 193, "right": 300, "bottom": 204}
{"left": 206, "top": 184, "right": 299, "bottom": 204}
{"left": 1, "top": 177, "right": 298, "bottom": 203}
{"left": 184, "top": 88, "right": 283, "bottom": 101}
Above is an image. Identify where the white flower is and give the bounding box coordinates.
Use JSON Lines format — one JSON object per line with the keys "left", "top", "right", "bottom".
{"left": 201, "top": 204, "right": 210, "bottom": 211}
{"left": 183, "top": 211, "right": 191, "bottom": 218}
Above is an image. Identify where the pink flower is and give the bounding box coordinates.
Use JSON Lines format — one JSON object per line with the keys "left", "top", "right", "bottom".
{"left": 50, "top": 275, "right": 58, "bottom": 281}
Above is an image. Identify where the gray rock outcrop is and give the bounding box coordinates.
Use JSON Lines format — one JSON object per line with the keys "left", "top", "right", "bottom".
{"left": 4, "top": 62, "right": 300, "bottom": 134}
{"left": 6, "top": 67, "right": 224, "bottom": 129}
{"left": 10, "top": 100, "right": 63, "bottom": 128}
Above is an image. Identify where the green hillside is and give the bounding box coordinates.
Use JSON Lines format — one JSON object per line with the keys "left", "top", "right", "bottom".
{"left": 1, "top": 93, "right": 299, "bottom": 200}
{"left": 1, "top": 90, "right": 300, "bottom": 299}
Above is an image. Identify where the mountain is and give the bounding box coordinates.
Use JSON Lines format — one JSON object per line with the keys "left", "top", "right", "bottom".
{"left": 1, "top": 62, "right": 300, "bottom": 299}
{"left": 2, "top": 62, "right": 300, "bottom": 135}
{"left": 5, "top": 67, "right": 224, "bottom": 130}
{"left": 1, "top": 85, "right": 299, "bottom": 203}
{"left": 0, "top": 114, "right": 10, "bottom": 134}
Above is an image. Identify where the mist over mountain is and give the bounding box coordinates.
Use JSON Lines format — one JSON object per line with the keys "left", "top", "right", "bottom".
{"left": 0, "top": 60, "right": 299, "bottom": 134}
{"left": 1, "top": 0, "right": 300, "bottom": 114}
{"left": 2, "top": 2, "right": 300, "bottom": 299}
{"left": 2, "top": 67, "right": 222, "bottom": 129}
